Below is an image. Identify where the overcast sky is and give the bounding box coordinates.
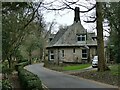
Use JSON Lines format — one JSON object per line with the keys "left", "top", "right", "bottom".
{"left": 41, "top": 0, "right": 97, "bottom": 33}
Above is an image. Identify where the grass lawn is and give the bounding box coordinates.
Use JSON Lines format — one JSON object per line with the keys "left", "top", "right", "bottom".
{"left": 45, "top": 63, "right": 91, "bottom": 71}
{"left": 110, "top": 64, "right": 120, "bottom": 76}
{"left": 63, "top": 64, "right": 91, "bottom": 71}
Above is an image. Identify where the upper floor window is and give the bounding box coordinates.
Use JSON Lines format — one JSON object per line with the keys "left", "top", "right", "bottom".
{"left": 77, "top": 35, "right": 86, "bottom": 42}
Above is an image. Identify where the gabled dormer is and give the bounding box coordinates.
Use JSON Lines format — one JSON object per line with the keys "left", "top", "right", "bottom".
{"left": 77, "top": 34, "right": 86, "bottom": 42}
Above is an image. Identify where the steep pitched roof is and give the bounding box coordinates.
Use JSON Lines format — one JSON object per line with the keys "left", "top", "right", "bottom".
{"left": 48, "top": 27, "right": 67, "bottom": 47}
{"left": 46, "top": 22, "right": 97, "bottom": 48}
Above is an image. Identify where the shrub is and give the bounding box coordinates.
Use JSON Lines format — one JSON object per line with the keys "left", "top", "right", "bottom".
{"left": 2, "top": 79, "right": 13, "bottom": 90}
{"left": 15, "top": 61, "right": 29, "bottom": 71}
{"left": 18, "top": 59, "right": 28, "bottom": 63}
{"left": 18, "top": 67, "right": 43, "bottom": 90}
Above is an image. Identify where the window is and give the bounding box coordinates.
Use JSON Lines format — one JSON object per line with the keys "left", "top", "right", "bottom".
{"left": 77, "top": 35, "right": 86, "bottom": 41}
{"left": 92, "top": 36, "right": 97, "bottom": 41}
{"left": 49, "top": 38, "right": 53, "bottom": 41}
{"left": 73, "top": 48, "right": 75, "bottom": 53}
{"left": 50, "top": 50, "right": 54, "bottom": 60}
{"left": 82, "top": 49, "right": 87, "bottom": 58}
{"left": 62, "top": 50, "right": 64, "bottom": 58}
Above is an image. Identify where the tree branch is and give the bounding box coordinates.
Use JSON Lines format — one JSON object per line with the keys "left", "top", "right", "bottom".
{"left": 43, "top": 1, "right": 96, "bottom": 13}
{"left": 9, "top": 2, "right": 42, "bottom": 56}
{"left": 83, "top": 17, "right": 97, "bottom": 23}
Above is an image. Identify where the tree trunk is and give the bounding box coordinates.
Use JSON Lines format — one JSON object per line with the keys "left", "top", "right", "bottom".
{"left": 42, "top": 48, "right": 45, "bottom": 61}
{"left": 29, "top": 51, "right": 32, "bottom": 64}
{"left": 96, "top": 2, "right": 110, "bottom": 71}
{"left": 7, "top": 54, "right": 12, "bottom": 69}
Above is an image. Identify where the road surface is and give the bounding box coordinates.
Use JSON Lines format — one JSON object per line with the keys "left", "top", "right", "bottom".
{"left": 25, "top": 63, "right": 118, "bottom": 89}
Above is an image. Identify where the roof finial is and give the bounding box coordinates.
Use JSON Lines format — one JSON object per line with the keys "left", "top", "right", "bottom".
{"left": 74, "top": 7, "right": 80, "bottom": 23}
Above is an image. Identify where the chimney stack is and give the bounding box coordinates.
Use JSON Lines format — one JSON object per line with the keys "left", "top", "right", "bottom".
{"left": 74, "top": 7, "right": 80, "bottom": 23}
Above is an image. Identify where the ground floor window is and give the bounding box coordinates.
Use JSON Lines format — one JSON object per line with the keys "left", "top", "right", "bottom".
{"left": 73, "top": 48, "right": 75, "bottom": 53}
{"left": 50, "top": 50, "right": 54, "bottom": 60}
{"left": 62, "top": 50, "right": 64, "bottom": 58}
{"left": 82, "top": 49, "right": 87, "bottom": 59}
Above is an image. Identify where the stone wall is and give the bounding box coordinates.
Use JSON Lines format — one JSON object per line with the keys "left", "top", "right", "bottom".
{"left": 48, "top": 47, "right": 97, "bottom": 64}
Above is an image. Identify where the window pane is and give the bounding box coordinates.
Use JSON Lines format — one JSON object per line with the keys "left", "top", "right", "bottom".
{"left": 51, "top": 50, "right": 54, "bottom": 53}
{"left": 73, "top": 48, "right": 75, "bottom": 53}
{"left": 82, "top": 54, "right": 87, "bottom": 58}
{"left": 82, "top": 49, "right": 87, "bottom": 58}
{"left": 77, "top": 35, "right": 86, "bottom": 41}
{"left": 51, "top": 55, "right": 54, "bottom": 59}
{"left": 62, "top": 50, "right": 64, "bottom": 57}
{"left": 82, "top": 37, "right": 85, "bottom": 41}
{"left": 49, "top": 38, "right": 52, "bottom": 41}
{"left": 77, "top": 37, "right": 80, "bottom": 41}
{"left": 82, "top": 49, "right": 87, "bottom": 53}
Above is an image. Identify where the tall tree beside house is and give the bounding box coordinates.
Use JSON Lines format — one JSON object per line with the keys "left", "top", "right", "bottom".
{"left": 96, "top": 2, "right": 110, "bottom": 71}
{"left": 103, "top": 2, "right": 120, "bottom": 63}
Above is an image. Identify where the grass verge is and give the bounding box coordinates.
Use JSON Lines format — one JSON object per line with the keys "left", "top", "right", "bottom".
{"left": 63, "top": 64, "right": 91, "bottom": 71}
{"left": 45, "top": 63, "right": 91, "bottom": 71}
{"left": 70, "top": 64, "right": 120, "bottom": 87}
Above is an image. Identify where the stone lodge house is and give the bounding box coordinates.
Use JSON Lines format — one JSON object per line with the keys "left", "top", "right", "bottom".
{"left": 46, "top": 7, "right": 97, "bottom": 64}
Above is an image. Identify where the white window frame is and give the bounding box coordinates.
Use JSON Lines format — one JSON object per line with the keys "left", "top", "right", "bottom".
{"left": 77, "top": 35, "right": 86, "bottom": 42}
{"left": 50, "top": 50, "right": 54, "bottom": 60}
{"left": 82, "top": 49, "right": 87, "bottom": 59}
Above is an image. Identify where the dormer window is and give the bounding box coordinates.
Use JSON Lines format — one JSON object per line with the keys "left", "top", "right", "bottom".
{"left": 49, "top": 38, "right": 53, "bottom": 41}
{"left": 77, "top": 35, "right": 86, "bottom": 42}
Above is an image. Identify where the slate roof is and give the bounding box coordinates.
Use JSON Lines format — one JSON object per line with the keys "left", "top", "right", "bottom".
{"left": 48, "top": 27, "right": 67, "bottom": 47}
{"left": 46, "top": 22, "right": 97, "bottom": 48}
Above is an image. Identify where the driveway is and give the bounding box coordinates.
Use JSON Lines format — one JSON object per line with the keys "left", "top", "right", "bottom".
{"left": 25, "top": 63, "right": 118, "bottom": 89}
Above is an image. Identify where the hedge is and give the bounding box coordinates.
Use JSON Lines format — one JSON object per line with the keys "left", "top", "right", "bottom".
{"left": 18, "top": 67, "right": 43, "bottom": 90}
{"left": 15, "top": 61, "right": 29, "bottom": 71}
{"left": 2, "top": 79, "right": 13, "bottom": 90}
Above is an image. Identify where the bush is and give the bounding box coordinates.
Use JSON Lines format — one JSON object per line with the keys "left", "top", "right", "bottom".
{"left": 15, "top": 61, "right": 29, "bottom": 71}
{"left": 18, "top": 59, "right": 28, "bottom": 63}
{"left": 18, "top": 67, "right": 43, "bottom": 90}
{"left": 2, "top": 79, "right": 13, "bottom": 90}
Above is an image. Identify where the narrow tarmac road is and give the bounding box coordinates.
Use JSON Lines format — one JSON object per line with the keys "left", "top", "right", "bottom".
{"left": 25, "top": 63, "right": 118, "bottom": 89}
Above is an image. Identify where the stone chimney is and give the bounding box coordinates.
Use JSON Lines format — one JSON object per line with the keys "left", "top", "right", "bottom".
{"left": 74, "top": 7, "right": 80, "bottom": 23}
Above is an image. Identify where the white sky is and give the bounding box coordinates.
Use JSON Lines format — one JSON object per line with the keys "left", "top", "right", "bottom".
{"left": 41, "top": 0, "right": 109, "bottom": 37}
{"left": 41, "top": 0, "right": 97, "bottom": 33}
